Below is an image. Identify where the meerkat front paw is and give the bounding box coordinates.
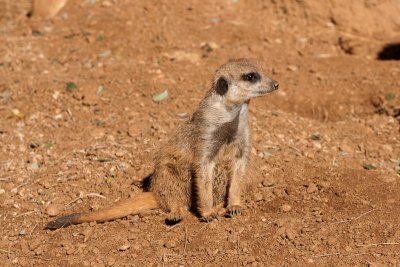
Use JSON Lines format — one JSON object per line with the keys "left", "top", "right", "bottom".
{"left": 199, "top": 210, "right": 219, "bottom": 222}
{"left": 225, "top": 205, "right": 242, "bottom": 218}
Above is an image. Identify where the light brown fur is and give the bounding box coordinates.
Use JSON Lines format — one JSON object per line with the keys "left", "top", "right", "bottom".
{"left": 46, "top": 59, "right": 278, "bottom": 229}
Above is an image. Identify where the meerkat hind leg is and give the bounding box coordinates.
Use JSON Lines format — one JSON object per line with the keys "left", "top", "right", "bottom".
{"left": 152, "top": 163, "right": 188, "bottom": 225}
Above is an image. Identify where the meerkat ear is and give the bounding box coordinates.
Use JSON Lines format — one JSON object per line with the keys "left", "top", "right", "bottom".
{"left": 215, "top": 77, "right": 228, "bottom": 96}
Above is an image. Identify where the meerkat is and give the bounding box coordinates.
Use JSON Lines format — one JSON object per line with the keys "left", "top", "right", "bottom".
{"left": 45, "top": 58, "right": 279, "bottom": 229}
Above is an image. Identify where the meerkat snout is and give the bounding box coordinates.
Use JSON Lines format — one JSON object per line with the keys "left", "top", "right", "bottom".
{"left": 272, "top": 80, "right": 279, "bottom": 90}
{"left": 258, "top": 76, "right": 279, "bottom": 95}
{"left": 247, "top": 74, "right": 279, "bottom": 97}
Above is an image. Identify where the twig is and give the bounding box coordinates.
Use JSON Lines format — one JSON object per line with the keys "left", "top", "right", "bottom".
{"left": 236, "top": 235, "right": 240, "bottom": 260}
{"left": 165, "top": 222, "right": 182, "bottom": 231}
{"left": 0, "top": 248, "right": 51, "bottom": 261}
{"left": 65, "top": 192, "right": 106, "bottom": 207}
{"left": 288, "top": 146, "right": 302, "bottom": 155}
{"left": 331, "top": 208, "right": 376, "bottom": 224}
{"left": 344, "top": 252, "right": 370, "bottom": 257}
{"left": 183, "top": 226, "right": 188, "bottom": 255}
{"left": 15, "top": 211, "right": 36, "bottom": 218}
{"left": 198, "top": 223, "right": 208, "bottom": 233}
{"left": 85, "top": 193, "right": 107, "bottom": 199}
{"left": 0, "top": 178, "right": 10, "bottom": 181}
{"left": 313, "top": 252, "right": 340, "bottom": 258}
{"left": 11, "top": 182, "right": 29, "bottom": 191}
{"left": 162, "top": 253, "right": 183, "bottom": 266}
{"left": 29, "top": 223, "right": 38, "bottom": 237}
{"left": 356, "top": 242, "right": 399, "bottom": 248}
{"left": 66, "top": 192, "right": 84, "bottom": 206}
{"left": 313, "top": 251, "right": 373, "bottom": 258}
{"left": 0, "top": 248, "right": 13, "bottom": 254}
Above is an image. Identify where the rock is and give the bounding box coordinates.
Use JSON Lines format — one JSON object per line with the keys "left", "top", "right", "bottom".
{"left": 370, "top": 95, "right": 383, "bottom": 108}
{"left": 82, "top": 93, "right": 98, "bottom": 106}
{"left": 33, "top": 0, "right": 68, "bottom": 19}
{"left": 164, "top": 240, "right": 176, "bottom": 249}
{"left": 276, "top": 227, "right": 286, "bottom": 237}
{"left": 319, "top": 181, "right": 330, "bottom": 189}
{"left": 262, "top": 177, "right": 275, "bottom": 187}
{"left": 46, "top": 204, "right": 63, "bottom": 217}
{"left": 101, "top": 1, "right": 113, "bottom": 7}
{"left": 132, "top": 244, "right": 142, "bottom": 251}
{"left": 254, "top": 192, "right": 264, "bottom": 202}
{"left": 83, "top": 227, "right": 94, "bottom": 243}
{"left": 285, "top": 229, "right": 297, "bottom": 241}
{"left": 128, "top": 125, "right": 141, "bottom": 138}
{"left": 307, "top": 183, "right": 318, "bottom": 194}
{"left": 287, "top": 65, "right": 299, "bottom": 72}
{"left": 28, "top": 239, "right": 41, "bottom": 251}
{"left": 163, "top": 51, "right": 201, "bottom": 64}
{"left": 91, "top": 128, "right": 105, "bottom": 139}
{"left": 338, "top": 35, "right": 371, "bottom": 56}
{"left": 65, "top": 245, "right": 75, "bottom": 255}
{"left": 313, "top": 142, "right": 322, "bottom": 150}
{"left": 281, "top": 204, "right": 292, "bottom": 212}
{"left": 118, "top": 244, "right": 130, "bottom": 251}
{"left": 200, "top": 42, "right": 220, "bottom": 52}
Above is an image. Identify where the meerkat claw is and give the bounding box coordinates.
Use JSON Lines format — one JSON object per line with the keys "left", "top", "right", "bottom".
{"left": 166, "top": 212, "right": 183, "bottom": 224}
{"left": 200, "top": 212, "right": 219, "bottom": 222}
{"left": 225, "top": 205, "right": 242, "bottom": 218}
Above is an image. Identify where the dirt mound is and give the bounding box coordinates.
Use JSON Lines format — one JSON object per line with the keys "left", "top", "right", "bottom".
{"left": 0, "top": 0, "right": 399, "bottom": 266}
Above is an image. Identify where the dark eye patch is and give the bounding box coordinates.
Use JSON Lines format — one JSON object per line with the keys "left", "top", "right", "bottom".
{"left": 215, "top": 76, "right": 229, "bottom": 95}
{"left": 242, "top": 72, "right": 260, "bottom": 83}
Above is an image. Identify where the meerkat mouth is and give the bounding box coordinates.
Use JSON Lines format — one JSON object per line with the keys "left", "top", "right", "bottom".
{"left": 256, "top": 86, "right": 278, "bottom": 95}
{"left": 255, "top": 90, "right": 270, "bottom": 95}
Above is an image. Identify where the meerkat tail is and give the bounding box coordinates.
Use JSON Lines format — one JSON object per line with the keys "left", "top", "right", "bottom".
{"left": 45, "top": 192, "right": 158, "bottom": 230}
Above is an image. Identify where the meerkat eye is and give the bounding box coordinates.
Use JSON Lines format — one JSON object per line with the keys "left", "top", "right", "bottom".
{"left": 242, "top": 72, "right": 260, "bottom": 83}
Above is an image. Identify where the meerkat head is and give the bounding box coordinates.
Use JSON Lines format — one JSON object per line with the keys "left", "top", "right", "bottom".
{"left": 212, "top": 59, "right": 278, "bottom": 106}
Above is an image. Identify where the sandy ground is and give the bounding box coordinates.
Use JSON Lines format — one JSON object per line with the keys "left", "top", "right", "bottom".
{"left": 0, "top": 0, "right": 399, "bottom": 266}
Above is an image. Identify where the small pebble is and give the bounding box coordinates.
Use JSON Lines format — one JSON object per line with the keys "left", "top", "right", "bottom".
{"left": 307, "top": 183, "right": 318, "bottom": 194}
{"left": 281, "top": 204, "right": 292, "bottom": 212}
{"left": 287, "top": 65, "right": 299, "bottom": 72}
{"left": 19, "top": 229, "right": 27, "bottom": 236}
{"left": 102, "top": 1, "right": 113, "bottom": 7}
{"left": 132, "top": 244, "right": 142, "bottom": 251}
{"left": 66, "top": 246, "right": 75, "bottom": 255}
{"left": 285, "top": 229, "right": 296, "bottom": 241}
{"left": 118, "top": 244, "right": 130, "bottom": 251}
{"left": 254, "top": 192, "right": 264, "bottom": 202}
{"left": 164, "top": 241, "right": 176, "bottom": 249}
{"left": 128, "top": 125, "right": 140, "bottom": 138}
{"left": 91, "top": 128, "right": 105, "bottom": 139}
{"left": 46, "top": 204, "right": 63, "bottom": 217}
{"left": 262, "top": 177, "right": 275, "bottom": 187}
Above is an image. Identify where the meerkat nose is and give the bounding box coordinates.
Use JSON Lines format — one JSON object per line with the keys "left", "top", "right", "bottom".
{"left": 272, "top": 81, "right": 279, "bottom": 90}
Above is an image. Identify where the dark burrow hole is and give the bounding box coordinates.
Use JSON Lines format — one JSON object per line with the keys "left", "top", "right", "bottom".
{"left": 377, "top": 43, "right": 400, "bottom": 60}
